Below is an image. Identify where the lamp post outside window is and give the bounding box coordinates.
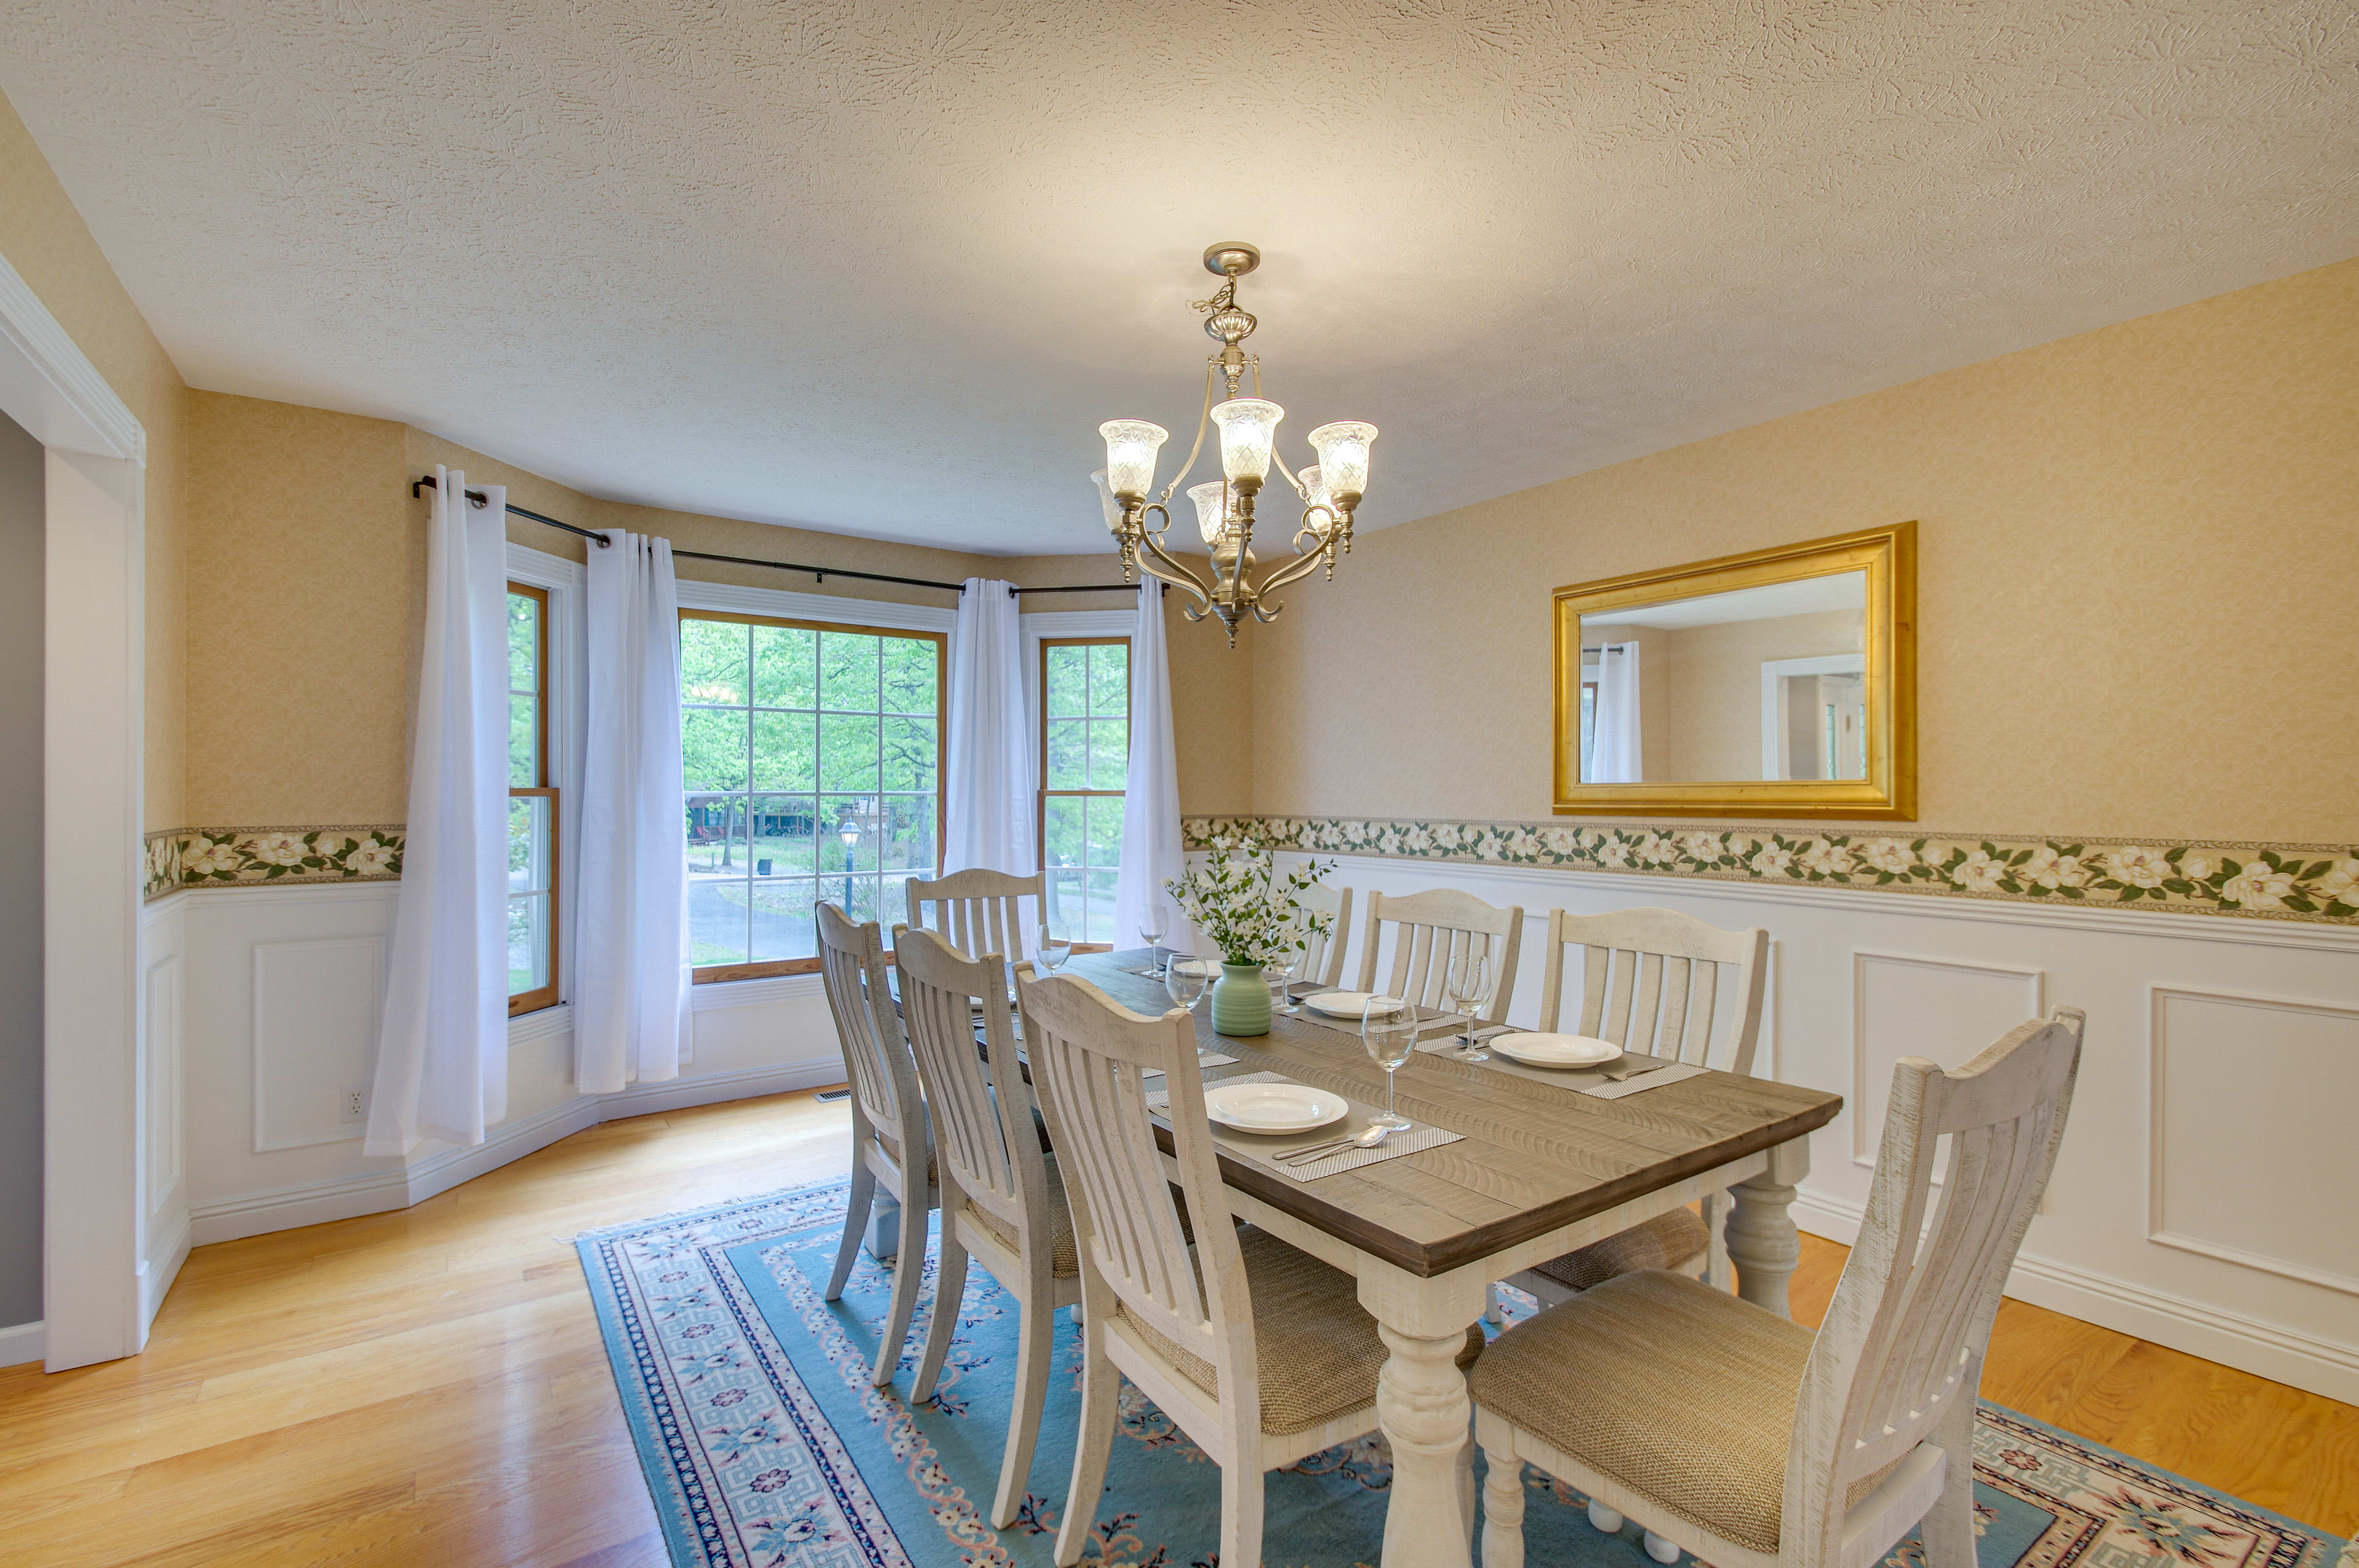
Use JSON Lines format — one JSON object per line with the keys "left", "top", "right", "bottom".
{"left": 839, "top": 819, "right": 860, "bottom": 914}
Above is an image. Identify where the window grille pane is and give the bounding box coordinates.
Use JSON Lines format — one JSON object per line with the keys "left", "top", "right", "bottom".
{"left": 689, "top": 873, "right": 751, "bottom": 968}
{"left": 751, "top": 711, "right": 818, "bottom": 790}
{"left": 749, "top": 795, "right": 816, "bottom": 876}
{"left": 1046, "top": 718, "right": 1086, "bottom": 790}
{"left": 1046, "top": 869, "right": 1086, "bottom": 933}
{"left": 818, "top": 713, "right": 881, "bottom": 792}
{"left": 1084, "top": 868, "right": 1120, "bottom": 945}
{"left": 878, "top": 872, "right": 918, "bottom": 930}
{"left": 509, "top": 694, "right": 537, "bottom": 787}
{"left": 683, "top": 708, "right": 750, "bottom": 792}
{"left": 882, "top": 638, "right": 937, "bottom": 715}
{"left": 820, "top": 631, "right": 881, "bottom": 711}
{"left": 751, "top": 878, "right": 818, "bottom": 964}
{"left": 1085, "top": 794, "right": 1125, "bottom": 871}
{"left": 507, "top": 595, "right": 538, "bottom": 691}
{"left": 880, "top": 716, "right": 936, "bottom": 791}
{"left": 1087, "top": 718, "right": 1129, "bottom": 790}
{"left": 751, "top": 623, "right": 816, "bottom": 708}
{"left": 508, "top": 795, "right": 551, "bottom": 894}
{"left": 680, "top": 618, "right": 749, "bottom": 704}
{"left": 1046, "top": 645, "right": 1087, "bottom": 717}
{"left": 687, "top": 794, "right": 748, "bottom": 875}
{"left": 1044, "top": 794, "right": 1083, "bottom": 875}
{"left": 508, "top": 892, "right": 550, "bottom": 993}
{"left": 881, "top": 794, "right": 935, "bottom": 872}
{"left": 822, "top": 797, "right": 879, "bottom": 873}
{"left": 1088, "top": 643, "right": 1129, "bottom": 716}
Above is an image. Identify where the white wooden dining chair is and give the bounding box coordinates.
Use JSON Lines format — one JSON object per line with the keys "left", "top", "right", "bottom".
{"left": 894, "top": 923, "right": 1084, "bottom": 1529}
{"left": 1355, "top": 886, "right": 1524, "bottom": 1020}
{"left": 1015, "top": 964, "right": 1484, "bottom": 1568}
{"left": 815, "top": 901, "right": 936, "bottom": 1389}
{"left": 1473, "top": 1008, "right": 2084, "bottom": 1568}
{"left": 1294, "top": 880, "right": 1354, "bottom": 989}
{"left": 1504, "top": 907, "right": 1770, "bottom": 1307}
{"left": 906, "top": 867, "right": 1044, "bottom": 964}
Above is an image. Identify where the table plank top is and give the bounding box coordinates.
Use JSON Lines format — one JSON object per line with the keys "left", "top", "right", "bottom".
{"left": 1064, "top": 950, "right": 1842, "bottom": 1277}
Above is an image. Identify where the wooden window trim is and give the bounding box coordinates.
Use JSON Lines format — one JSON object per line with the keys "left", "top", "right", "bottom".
{"left": 1038, "top": 636, "right": 1131, "bottom": 943}
{"left": 509, "top": 583, "right": 559, "bottom": 1016}
{"left": 679, "top": 607, "right": 947, "bottom": 984}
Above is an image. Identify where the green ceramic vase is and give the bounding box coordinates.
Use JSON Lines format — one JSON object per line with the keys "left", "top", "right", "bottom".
{"left": 1210, "top": 961, "right": 1272, "bottom": 1037}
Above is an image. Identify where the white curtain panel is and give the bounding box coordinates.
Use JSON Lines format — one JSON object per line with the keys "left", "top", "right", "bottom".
{"left": 575, "top": 531, "right": 690, "bottom": 1094}
{"left": 942, "top": 577, "right": 1036, "bottom": 876}
{"left": 366, "top": 469, "right": 511, "bottom": 1154}
{"left": 1590, "top": 639, "right": 1644, "bottom": 783}
{"left": 1114, "top": 582, "right": 1191, "bottom": 950}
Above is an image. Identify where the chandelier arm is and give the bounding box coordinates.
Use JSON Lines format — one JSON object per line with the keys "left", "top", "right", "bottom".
{"left": 1247, "top": 536, "right": 1333, "bottom": 604}
{"left": 1133, "top": 525, "right": 1215, "bottom": 617}
{"left": 1154, "top": 362, "right": 1221, "bottom": 507}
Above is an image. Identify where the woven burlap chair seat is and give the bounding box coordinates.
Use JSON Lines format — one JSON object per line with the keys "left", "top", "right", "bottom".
{"left": 1120, "top": 1226, "right": 1485, "bottom": 1438}
{"left": 1530, "top": 1207, "right": 1709, "bottom": 1294}
{"left": 962, "top": 1155, "right": 1081, "bottom": 1279}
{"left": 1471, "top": 1268, "right": 1812, "bottom": 1553}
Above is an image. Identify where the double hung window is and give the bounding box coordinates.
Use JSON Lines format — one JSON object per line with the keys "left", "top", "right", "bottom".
{"left": 680, "top": 610, "right": 944, "bottom": 979}
{"left": 1038, "top": 638, "right": 1130, "bottom": 945}
{"left": 507, "top": 584, "right": 558, "bottom": 1014}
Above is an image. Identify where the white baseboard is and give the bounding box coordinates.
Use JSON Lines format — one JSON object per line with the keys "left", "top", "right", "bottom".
{"left": 141, "top": 1207, "right": 192, "bottom": 1330}
{"left": 1791, "top": 1190, "right": 2359, "bottom": 1406}
{"left": 0, "top": 1319, "right": 42, "bottom": 1369}
{"left": 189, "top": 1059, "right": 844, "bottom": 1247}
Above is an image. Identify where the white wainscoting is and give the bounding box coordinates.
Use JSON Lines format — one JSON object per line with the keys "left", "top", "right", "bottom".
{"left": 1268, "top": 849, "right": 2359, "bottom": 1403}
{"left": 170, "top": 882, "right": 847, "bottom": 1250}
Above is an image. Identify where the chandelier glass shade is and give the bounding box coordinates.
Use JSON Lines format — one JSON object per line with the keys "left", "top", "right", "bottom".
{"left": 1093, "top": 242, "right": 1377, "bottom": 645}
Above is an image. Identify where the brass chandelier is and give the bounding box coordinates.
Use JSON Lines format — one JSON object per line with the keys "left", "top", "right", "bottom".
{"left": 1092, "top": 242, "right": 1377, "bottom": 646}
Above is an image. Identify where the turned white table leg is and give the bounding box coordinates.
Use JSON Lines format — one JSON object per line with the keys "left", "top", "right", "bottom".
{"left": 1726, "top": 1134, "right": 1809, "bottom": 1319}
{"left": 1361, "top": 1262, "right": 1488, "bottom": 1568}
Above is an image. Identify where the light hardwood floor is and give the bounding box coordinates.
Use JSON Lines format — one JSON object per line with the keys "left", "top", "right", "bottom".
{"left": 1, "top": 1090, "right": 2350, "bottom": 1567}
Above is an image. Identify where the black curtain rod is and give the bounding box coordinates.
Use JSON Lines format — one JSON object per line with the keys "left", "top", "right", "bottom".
{"left": 412, "top": 475, "right": 1153, "bottom": 598}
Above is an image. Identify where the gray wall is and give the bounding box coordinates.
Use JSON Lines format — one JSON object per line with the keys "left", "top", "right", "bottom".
{"left": 0, "top": 412, "right": 39, "bottom": 1328}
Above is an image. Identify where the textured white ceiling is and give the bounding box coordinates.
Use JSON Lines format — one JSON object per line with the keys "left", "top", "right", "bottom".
{"left": 4, "top": 1, "right": 2355, "bottom": 554}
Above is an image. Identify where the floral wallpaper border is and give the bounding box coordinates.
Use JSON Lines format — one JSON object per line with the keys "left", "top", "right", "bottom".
{"left": 145, "top": 825, "right": 405, "bottom": 899}
{"left": 1183, "top": 815, "right": 2359, "bottom": 926}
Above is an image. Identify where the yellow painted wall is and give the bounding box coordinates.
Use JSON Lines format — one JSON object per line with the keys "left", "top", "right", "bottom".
{"left": 179, "top": 406, "right": 1250, "bottom": 824}
{"left": 1251, "top": 255, "right": 2359, "bottom": 844}
{"left": 0, "top": 90, "right": 188, "bottom": 829}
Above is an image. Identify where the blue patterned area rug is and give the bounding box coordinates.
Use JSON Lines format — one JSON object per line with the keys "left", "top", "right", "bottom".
{"left": 576, "top": 1181, "right": 2342, "bottom": 1568}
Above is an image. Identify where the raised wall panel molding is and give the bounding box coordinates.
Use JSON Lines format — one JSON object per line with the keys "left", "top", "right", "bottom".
{"left": 691, "top": 971, "right": 826, "bottom": 1012}
{"left": 2146, "top": 985, "right": 2359, "bottom": 1297}
{"left": 144, "top": 954, "right": 183, "bottom": 1212}
{"left": 1269, "top": 849, "right": 2359, "bottom": 956}
{"left": 1850, "top": 950, "right": 2044, "bottom": 1167}
{"left": 251, "top": 937, "right": 385, "bottom": 1152}
{"left": 186, "top": 880, "right": 401, "bottom": 913}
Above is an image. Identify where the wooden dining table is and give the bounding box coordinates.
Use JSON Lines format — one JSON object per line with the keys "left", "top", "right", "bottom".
{"left": 1063, "top": 949, "right": 1844, "bottom": 1568}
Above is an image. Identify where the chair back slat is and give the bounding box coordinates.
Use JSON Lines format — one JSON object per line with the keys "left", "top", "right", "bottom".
{"left": 1294, "top": 882, "right": 1354, "bottom": 989}
{"left": 1785, "top": 1010, "right": 2083, "bottom": 1556}
{"left": 1014, "top": 967, "right": 1258, "bottom": 1399}
{"left": 1355, "top": 887, "right": 1524, "bottom": 1018}
{"left": 907, "top": 868, "right": 1046, "bottom": 965}
{"left": 893, "top": 924, "right": 1047, "bottom": 1238}
{"left": 1538, "top": 907, "right": 1767, "bottom": 1071}
{"left": 816, "top": 902, "right": 920, "bottom": 1155}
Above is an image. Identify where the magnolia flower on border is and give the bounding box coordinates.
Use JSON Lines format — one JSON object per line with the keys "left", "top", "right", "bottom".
{"left": 2175, "top": 851, "right": 2218, "bottom": 882}
{"left": 2312, "top": 859, "right": 2359, "bottom": 908}
{"left": 1678, "top": 832, "right": 1723, "bottom": 859}
{"left": 247, "top": 832, "right": 308, "bottom": 867}
{"left": 186, "top": 841, "right": 241, "bottom": 877}
{"left": 1595, "top": 837, "right": 1634, "bottom": 868}
{"left": 1796, "top": 841, "right": 1849, "bottom": 878}
{"left": 2219, "top": 867, "right": 2297, "bottom": 910}
{"left": 1749, "top": 845, "right": 1796, "bottom": 877}
{"left": 346, "top": 841, "right": 399, "bottom": 875}
{"left": 2103, "top": 847, "right": 2170, "bottom": 888}
{"left": 1858, "top": 839, "right": 1915, "bottom": 875}
{"left": 1950, "top": 850, "right": 2009, "bottom": 894}
{"left": 2021, "top": 846, "right": 2091, "bottom": 890}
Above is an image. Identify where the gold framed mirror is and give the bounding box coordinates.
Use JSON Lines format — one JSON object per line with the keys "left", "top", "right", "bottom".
{"left": 1552, "top": 522, "right": 1915, "bottom": 819}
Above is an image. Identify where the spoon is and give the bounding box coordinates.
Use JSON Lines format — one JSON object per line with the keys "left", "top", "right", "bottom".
{"left": 1281, "top": 1123, "right": 1395, "bottom": 1164}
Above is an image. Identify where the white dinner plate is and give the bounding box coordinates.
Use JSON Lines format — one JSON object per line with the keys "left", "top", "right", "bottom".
{"left": 1490, "top": 1032, "right": 1623, "bottom": 1069}
{"left": 1201, "top": 1080, "right": 1349, "bottom": 1136}
{"left": 1304, "top": 990, "right": 1390, "bottom": 1018}
{"left": 1167, "top": 957, "right": 1218, "bottom": 978}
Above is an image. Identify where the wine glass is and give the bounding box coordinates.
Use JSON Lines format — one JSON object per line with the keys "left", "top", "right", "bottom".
{"left": 1164, "top": 948, "right": 1213, "bottom": 1058}
{"left": 1266, "top": 948, "right": 1301, "bottom": 1015}
{"left": 1140, "top": 903, "right": 1171, "bottom": 978}
{"left": 1361, "top": 994, "right": 1418, "bottom": 1131}
{"left": 1444, "top": 951, "right": 1498, "bottom": 1063}
{"left": 1036, "top": 922, "right": 1073, "bottom": 975}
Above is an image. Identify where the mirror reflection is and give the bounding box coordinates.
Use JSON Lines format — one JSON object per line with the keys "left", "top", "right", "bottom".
{"left": 1577, "top": 570, "right": 1867, "bottom": 784}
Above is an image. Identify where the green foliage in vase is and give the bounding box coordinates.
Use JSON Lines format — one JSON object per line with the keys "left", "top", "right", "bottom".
{"left": 1165, "top": 835, "right": 1337, "bottom": 968}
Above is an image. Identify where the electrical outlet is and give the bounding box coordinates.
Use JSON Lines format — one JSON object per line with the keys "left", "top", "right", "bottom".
{"left": 343, "top": 1087, "right": 367, "bottom": 1121}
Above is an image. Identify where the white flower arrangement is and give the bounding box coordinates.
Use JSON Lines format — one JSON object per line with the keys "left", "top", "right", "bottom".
{"left": 1165, "top": 836, "right": 1338, "bottom": 969}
